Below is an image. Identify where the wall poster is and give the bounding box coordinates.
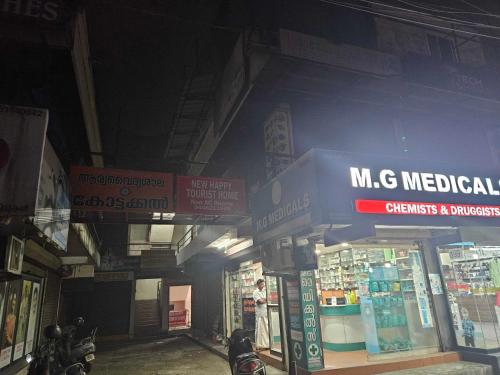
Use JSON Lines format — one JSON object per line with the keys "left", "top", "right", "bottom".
{"left": 410, "top": 252, "right": 434, "bottom": 328}
{"left": 429, "top": 273, "right": 444, "bottom": 295}
{"left": 13, "top": 280, "right": 32, "bottom": 360}
{"left": 24, "top": 282, "right": 41, "bottom": 354}
{"left": 0, "top": 280, "right": 21, "bottom": 368}
{"left": 0, "top": 282, "right": 6, "bottom": 340}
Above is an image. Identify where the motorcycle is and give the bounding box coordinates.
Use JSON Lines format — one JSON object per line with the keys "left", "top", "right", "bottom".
{"left": 227, "top": 329, "right": 266, "bottom": 375}
{"left": 28, "top": 325, "right": 87, "bottom": 375}
{"left": 61, "top": 318, "right": 97, "bottom": 373}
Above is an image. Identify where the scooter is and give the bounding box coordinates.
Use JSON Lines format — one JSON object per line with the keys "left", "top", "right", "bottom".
{"left": 227, "top": 329, "right": 266, "bottom": 375}
{"left": 28, "top": 325, "right": 87, "bottom": 375}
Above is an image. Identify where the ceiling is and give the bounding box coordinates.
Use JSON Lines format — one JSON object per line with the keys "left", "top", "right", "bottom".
{"left": 85, "top": 0, "right": 232, "bottom": 174}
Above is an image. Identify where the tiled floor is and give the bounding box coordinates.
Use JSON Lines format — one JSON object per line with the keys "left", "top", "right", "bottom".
{"left": 380, "top": 361, "right": 493, "bottom": 375}
{"left": 294, "top": 349, "right": 461, "bottom": 375}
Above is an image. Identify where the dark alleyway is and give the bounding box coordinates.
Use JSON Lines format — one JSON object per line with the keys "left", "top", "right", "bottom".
{"left": 92, "top": 336, "right": 285, "bottom": 375}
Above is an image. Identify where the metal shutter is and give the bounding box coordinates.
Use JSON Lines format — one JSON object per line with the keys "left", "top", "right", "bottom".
{"left": 40, "top": 270, "right": 61, "bottom": 331}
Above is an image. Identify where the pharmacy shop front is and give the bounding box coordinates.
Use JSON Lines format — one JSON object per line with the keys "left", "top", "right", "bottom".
{"left": 251, "top": 149, "right": 500, "bottom": 374}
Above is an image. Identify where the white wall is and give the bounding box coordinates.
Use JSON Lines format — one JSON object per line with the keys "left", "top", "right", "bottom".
{"left": 169, "top": 285, "right": 190, "bottom": 301}
{"left": 169, "top": 285, "right": 192, "bottom": 324}
{"left": 135, "top": 278, "right": 161, "bottom": 301}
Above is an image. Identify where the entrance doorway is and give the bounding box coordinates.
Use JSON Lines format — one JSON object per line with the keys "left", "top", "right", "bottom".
{"left": 308, "top": 225, "right": 445, "bottom": 370}
{"left": 168, "top": 285, "right": 191, "bottom": 331}
{"left": 266, "top": 276, "right": 283, "bottom": 356}
{"left": 134, "top": 278, "right": 162, "bottom": 337}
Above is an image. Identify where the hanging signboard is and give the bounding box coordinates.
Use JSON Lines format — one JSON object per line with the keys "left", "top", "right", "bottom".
{"left": 176, "top": 176, "right": 247, "bottom": 216}
{"left": 70, "top": 166, "right": 174, "bottom": 214}
{"left": 252, "top": 152, "right": 321, "bottom": 245}
{"left": 0, "top": 104, "right": 48, "bottom": 217}
{"left": 34, "top": 141, "right": 70, "bottom": 251}
{"left": 264, "top": 104, "right": 294, "bottom": 180}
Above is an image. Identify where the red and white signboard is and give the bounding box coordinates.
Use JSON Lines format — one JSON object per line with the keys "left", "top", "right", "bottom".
{"left": 70, "top": 166, "right": 174, "bottom": 213}
{"left": 176, "top": 176, "right": 247, "bottom": 216}
{"left": 355, "top": 199, "right": 500, "bottom": 218}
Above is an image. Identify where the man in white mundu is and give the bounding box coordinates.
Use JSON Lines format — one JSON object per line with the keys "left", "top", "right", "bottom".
{"left": 253, "top": 279, "right": 269, "bottom": 350}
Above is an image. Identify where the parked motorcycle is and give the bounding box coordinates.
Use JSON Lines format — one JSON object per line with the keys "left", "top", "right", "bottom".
{"left": 28, "top": 325, "right": 87, "bottom": 375}
{"left": 61, "top": 317, "right": 97, "bottom": 373}
{"left": 227, "top": 329, "right": 266, "bottom": 375}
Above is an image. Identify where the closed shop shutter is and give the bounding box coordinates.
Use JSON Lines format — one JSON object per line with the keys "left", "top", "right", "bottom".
{"left": 40, "top": 270, "right": 61, "bottom": 331}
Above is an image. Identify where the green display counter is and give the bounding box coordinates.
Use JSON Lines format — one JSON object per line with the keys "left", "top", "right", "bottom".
{"left": 320, "top": 305, "right": 366, "bottom": 351}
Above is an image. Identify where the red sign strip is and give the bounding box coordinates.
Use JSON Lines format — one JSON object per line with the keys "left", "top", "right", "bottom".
{"left": 355, "top": 199, "right": 500, "bottom": 218}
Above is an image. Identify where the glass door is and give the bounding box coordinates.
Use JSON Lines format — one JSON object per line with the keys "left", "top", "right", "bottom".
{"left": 437, "top": 243, "right": 500, "bottom": 350}
{"left": 266, "top": 276, "right": 283, "bottom": 356}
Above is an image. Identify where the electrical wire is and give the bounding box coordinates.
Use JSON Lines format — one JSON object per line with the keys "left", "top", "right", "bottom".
{"left": 457, "top": 0, "right": 491, "bottom": 15}
{"left": 393, "top": 0, "right": 500, "bottom": 19}
{"left": 354, "top": 0, "right": 500, "bottom": 30}
{"left": 319, "top": 0, "right": 500, "bottom": 40}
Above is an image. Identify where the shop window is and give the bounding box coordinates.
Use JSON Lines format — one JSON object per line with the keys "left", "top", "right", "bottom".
{"left": 0, "top": 277, "right": 42, "bottom": 370}
{"left": 316, "top": 244, "right": 439, "bottom": 359}
{"left": 438, "top": 243, "right": 500, "bottom": 350}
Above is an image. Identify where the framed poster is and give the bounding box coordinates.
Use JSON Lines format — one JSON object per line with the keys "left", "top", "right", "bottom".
{"left": 0, "top": 282, "right": 6, "bottom": 336}
{"left": 24, "top": 282, "right": 41, "bottom": 354}
{"left": 0, "top": 280, "right": 21, "bottom": 368}
{"left": 5, "top": 236, "right": 24, "bottom": 275}
{"left": 13, "top": 280, "right": 31, "bottom": 360}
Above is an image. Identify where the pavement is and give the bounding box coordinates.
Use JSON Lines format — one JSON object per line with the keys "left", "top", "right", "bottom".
{"left": 92, "top": 336, "right": 286, "bottom": 375}
{"left": 380, "top": 361, "right": 493, "bottom": 375}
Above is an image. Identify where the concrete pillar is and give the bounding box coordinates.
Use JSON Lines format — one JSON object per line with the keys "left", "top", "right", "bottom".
{"left": 129, "top": 278, "right": 136, "bottom": 339}
{"left": 421, "top": 236, "right": 458, "bottom": 351}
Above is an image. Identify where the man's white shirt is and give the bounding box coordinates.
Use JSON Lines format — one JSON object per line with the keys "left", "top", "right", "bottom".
{"left": 253, "top": 289, "right": 267, "bottom": 317}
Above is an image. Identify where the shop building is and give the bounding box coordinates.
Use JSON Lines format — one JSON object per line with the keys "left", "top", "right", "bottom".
{"left": 0, "top": 4, "right": 103, "bottom": 374}
{"left": 170, "top": 2, "right": 500, "bottom": 372}
{"left": 250, "top": 148, "right": 500, "bottom": 373}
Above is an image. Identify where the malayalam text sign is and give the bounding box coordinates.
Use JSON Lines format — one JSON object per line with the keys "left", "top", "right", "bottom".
{"left": 176, "top": 176, "right": 247, "bottom": 216}
{"left": 70, "top": 166, "right": 174, "bottom": 213}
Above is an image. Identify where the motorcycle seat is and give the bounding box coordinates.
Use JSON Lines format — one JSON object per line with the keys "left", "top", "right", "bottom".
{"left": 235, "top": 352, "right": 258, "bottom": 361}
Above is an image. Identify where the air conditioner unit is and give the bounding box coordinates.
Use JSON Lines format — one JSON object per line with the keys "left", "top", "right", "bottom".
{"left": 4, "top": 235, "right": 25, "bottom": 275}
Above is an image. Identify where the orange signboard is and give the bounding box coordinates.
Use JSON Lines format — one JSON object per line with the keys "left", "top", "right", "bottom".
{"left": 70, "top": 166, "right": 174, "bottom": 213}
